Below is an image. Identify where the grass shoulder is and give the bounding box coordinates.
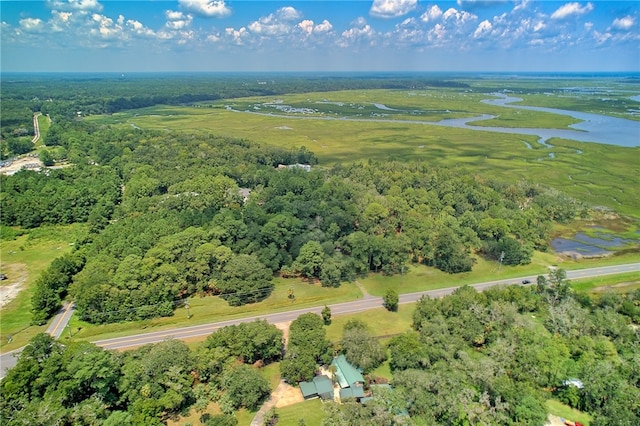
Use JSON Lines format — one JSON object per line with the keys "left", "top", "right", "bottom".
{"left": 68, "top": 277, "right": 362, "bottom": 343}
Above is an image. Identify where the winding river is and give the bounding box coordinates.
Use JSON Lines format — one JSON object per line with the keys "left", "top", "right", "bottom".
{"left": 229, "top": 93, "right": 640, "bottom": 148}
{"left": 474, "top": 94, "right": 640, "bottom": 147}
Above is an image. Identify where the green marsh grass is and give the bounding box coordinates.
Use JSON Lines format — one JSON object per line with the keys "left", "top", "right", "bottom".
{"left": 91, "top": 88, "right": 640, "bottom": 217}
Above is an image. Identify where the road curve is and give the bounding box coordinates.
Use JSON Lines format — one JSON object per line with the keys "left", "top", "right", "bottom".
{"left": 1, "top": 263, "right": 638, "bottom": 378}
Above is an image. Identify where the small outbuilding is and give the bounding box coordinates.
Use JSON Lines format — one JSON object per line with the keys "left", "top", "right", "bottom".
{"left": 299, "top": 375, "right": 334, "bottom": 400}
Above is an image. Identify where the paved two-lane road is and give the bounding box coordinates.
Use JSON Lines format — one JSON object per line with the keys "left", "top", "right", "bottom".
{"left": 92, "top": 263, "right": 639, "bottom": 351}
{"left": 1, "top": 263, "right": 638, "bottom": 378}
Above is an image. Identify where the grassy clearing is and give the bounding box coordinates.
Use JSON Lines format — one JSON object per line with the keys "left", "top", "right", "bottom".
{"left": 325, "top": 306, "right": 414, "bottom": 343}
{"left": 166, "top": 402, "right": 222, "bottom": 426}
{"left": 273, "top": 398, "right": 325, "bottom": 426}
{"left": 260, "top": 362, "right": 283, "bottom": 392}
{"left": 545, "top": 399, "right": 593, "bottom": 425}
{"left": 571, "top": 272, "right": 640, "bottom": 293}
{"left": 235, "top": 408, "right": 258, "bottom": 426}
{"left": 359, "top": 248, "right": 640, "bottom": 297}
{"left": 0, "top": 224, "right": 86, "bottom": 352}
{"left": 359, "top": 250, "right": 559, "bottom": 297}
{"left": 370, "top": 360, "right": 393, "bottom": 381}
{"left": 36, "top": 113, "right": 50, "bottom": 148}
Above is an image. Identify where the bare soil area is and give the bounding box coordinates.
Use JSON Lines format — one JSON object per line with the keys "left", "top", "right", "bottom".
{"left": 274, "top": 381, "right": 304, "bottom": 408}
{"left": 0, "top": 156, "right": 43, "bottom": 176}
{"left": 0, "top": 263, "right": 28, "bottom": 308}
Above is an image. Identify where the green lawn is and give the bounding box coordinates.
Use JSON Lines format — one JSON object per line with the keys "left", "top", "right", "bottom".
{"left": 546, "top": 399, "right": 592, "bottom": 426}
{"left": 359, "top": 249, "right": 640, "bottom": 297}
{"left": 571, "top": 272, "right": 640, "bottom": 293}
{"left": 0, "top": 224, "right": 87, "bottom": 352}
{"left": 325, "top": 306, "right": 414, "bottom": 343}
{"left": 35, "top": 113, "right": 50, "bottom": 148}
{"left": 272, "top": 398, "right": 325, "bottom": 426}
{"left": 260, "top": 362, "right": 283, "bottom": 392}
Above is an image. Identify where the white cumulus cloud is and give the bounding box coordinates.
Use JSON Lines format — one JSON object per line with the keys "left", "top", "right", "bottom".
{"left": 179, "top": 0, "right": 231, "bottom": 18}
{"left": 443, "top": 8, "right": 477, "bottom": 24}
{"left": 421, "top": 5, "right": 443, "bottom": 22}
{"left": 127, "top": 19, "right": 155, "bottom": 37}
{"left": 611, "top": 15, "right": 635, "bottom": 31}
{"left": 370, "top": 0, "right": 417, "bottom": 18}
{"left": 247, "top": 7, "right": 302, "bottom": 36}
{"left": 47, "top": 0, "right": 103, "bottom": 12}
{"left": 551, "top": 2, "right": 594, "bottom": 20}
{"left": 226, "top": 26, "right": 249, "bottom": 45}
{"left": 298, "top": 19, "right": 333, "bottom": 35}
{"left": 339, "top": 17, "right": 376, "bottom": 46}
{"left": 277, "top": 6, "right": 302, "bottom": 21}
{"left": 165, "top": 10, "right": 192, "bottom": 30}
{"left": 473, "top": 19, "right": 492, "bottom": 38}
{"left": 19, "top": 18, "right": 45, "bottom": 32}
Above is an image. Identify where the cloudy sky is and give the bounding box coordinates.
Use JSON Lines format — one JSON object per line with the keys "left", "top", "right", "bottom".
{"left": 1, "top": 0, "right": 638, "bottom": 72}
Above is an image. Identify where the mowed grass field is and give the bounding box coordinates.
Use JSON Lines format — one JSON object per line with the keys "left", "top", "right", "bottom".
{"left": 91, "top": 88, "right": 640, "bottom": 217}
{"left": 0, "top": 224, "right": 87, "bottom": 352}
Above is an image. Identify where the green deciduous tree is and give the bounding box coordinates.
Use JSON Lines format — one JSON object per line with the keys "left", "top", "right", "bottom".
{"left": 218, "top": 254, "right": 274, "bottom": 306}
{"left": 294, "top": 240, "right": 325, "bottom": 279}
{"left": 322, "top": 305, "right": 332, "bottom": 325}
{"left": 341, "top": 320, "right": 387, "bottom": 373}
{"left": 220, "top": 364, "right": 270, "bottom": 411}
{"left": 383, "top": 288, "right": 399, "bottom": 312}
{"left": 204, "top": 320, "right": 283, "bottom": 364}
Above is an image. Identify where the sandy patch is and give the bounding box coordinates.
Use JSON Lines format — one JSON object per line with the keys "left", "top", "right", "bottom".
{"left": 274, "top": 381, "right": 304, "bottom": 408}
{"left": 0, "top": 263, "right": 28, "bottom": 308}
{"left": 274, "top": 321, "right": 291, "bottom": 346}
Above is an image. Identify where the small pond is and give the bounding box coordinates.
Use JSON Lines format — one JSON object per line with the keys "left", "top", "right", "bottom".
{"left": 551, "top": 231, "right": 639, "bottom": 257}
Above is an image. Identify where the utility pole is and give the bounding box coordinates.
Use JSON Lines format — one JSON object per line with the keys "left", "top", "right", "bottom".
{"left": 498, "top": 251, "right": 505, "bottom": 272}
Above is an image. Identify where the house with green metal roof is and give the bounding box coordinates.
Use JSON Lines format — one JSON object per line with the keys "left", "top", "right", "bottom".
{"left": 331, "top": 354, "right": 365, "bottom": 401}
{"left": 339, "top": 386, "right": 365, "bottom": 400}
{"left": 331, "top": 354, "right": 364, "bottom": 389}
{"left": 299, "top": 375, "right": 334, "bottom": 400}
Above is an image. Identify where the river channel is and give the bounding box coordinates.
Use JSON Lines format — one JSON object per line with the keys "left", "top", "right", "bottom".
{"left": 477, "top": 94, "right": 640, "bottom": 147}
{"left": 230, "top": 93, "right": 640, "bottom": 148}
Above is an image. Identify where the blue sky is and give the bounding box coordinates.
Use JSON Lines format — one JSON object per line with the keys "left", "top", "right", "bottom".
{"left": 1, "top": 0, "right": 638, "bottom": 72}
